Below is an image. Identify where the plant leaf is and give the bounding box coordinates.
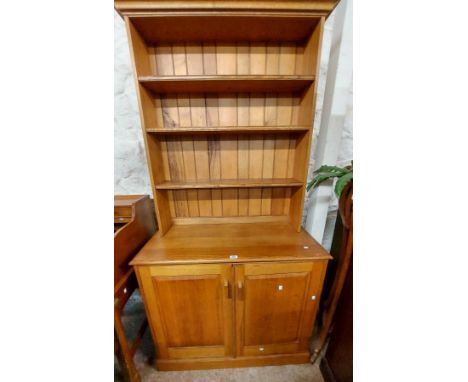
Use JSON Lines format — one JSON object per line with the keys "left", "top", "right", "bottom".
{"left": 313, "top": 165, "right": 349, "bottom": 176}
{"left": 311, "top": 171, "right": 344, "bottom": 179}
{"left": 334, "top": 172, "right": 353, "bottom": 198}
{"left": 307, "top": 173, "right": 336, "bottom": 192}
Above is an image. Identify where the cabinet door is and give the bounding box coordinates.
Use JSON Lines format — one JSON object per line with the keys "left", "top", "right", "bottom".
{"left": 235, "top": 261, "right": 327, "bottom": 357}
{"left": 137, "top": 264, "right": 234, "bottom": 359}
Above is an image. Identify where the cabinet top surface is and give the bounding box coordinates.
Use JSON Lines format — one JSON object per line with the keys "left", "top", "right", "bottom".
{"left": 114, "top": 194, "right": 148, "bottom": 207}
{"left": 115, "top": 0, "right": 339, "bottom": 15}
{"left": 130, "top": 222, "right": 331, "bottom": 266}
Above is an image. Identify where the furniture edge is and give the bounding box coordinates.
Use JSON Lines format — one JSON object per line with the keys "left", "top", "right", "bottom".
{"left": 115, "top": 1, "right": 340, "bottom": 17}
{"left": 155, "top": 352, "right": 311, "bottom": 371}
{"left": 130, "top": 255, "right": 331, "bottom": 266}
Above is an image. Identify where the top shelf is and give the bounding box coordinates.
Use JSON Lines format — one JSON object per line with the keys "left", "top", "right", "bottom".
{"left": 139, "top": 75, "right": 314, "bottom": 93}
{"left": 130, "top": 15, "right": 321, "bottom": 44}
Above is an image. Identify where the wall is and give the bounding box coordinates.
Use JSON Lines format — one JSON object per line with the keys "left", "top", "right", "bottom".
{"left": 114, "top": 11, "right": 152, "bottom": 195}
{"left": 114, "top": 10, "right": 353, "bottom": 246}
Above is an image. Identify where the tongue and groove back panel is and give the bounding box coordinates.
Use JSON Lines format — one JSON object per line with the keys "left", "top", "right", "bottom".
{"left": 123, "top": 11, "right": 325, "bottom": 234}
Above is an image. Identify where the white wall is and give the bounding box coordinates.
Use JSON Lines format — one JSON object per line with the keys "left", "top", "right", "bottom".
{"left": 304, "top": 0, "right": 353, "bottom": 248}
{"left": 113, "top": 10, "right": 353, "bottom": 247}
{"left": 114, "top": 12, "right": 152, "bottom": 195}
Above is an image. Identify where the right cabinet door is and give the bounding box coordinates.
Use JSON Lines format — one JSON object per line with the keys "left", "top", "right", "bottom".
{"left": 235, "top": 261, "right": 327, "bottom": 357}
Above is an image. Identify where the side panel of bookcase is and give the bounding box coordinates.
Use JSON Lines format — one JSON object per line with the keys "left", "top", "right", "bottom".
{"left": 290, "top": 17, "right": 325, "bottom": 231}
{"left": 125, "top": 17, "right": 173, "bottom": 234}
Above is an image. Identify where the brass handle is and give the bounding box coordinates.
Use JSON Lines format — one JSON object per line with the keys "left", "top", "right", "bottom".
{"left": 224, "top": 280, "right": 232, "bottom": 299}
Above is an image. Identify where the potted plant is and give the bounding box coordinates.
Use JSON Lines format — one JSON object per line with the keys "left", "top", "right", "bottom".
{"left": 306, "top": 163, "right": 353, "bottom": 198}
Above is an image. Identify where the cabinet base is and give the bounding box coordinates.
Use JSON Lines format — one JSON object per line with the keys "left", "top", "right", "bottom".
{"left": 156, "top": 352, "right": 311, "bottom": 371}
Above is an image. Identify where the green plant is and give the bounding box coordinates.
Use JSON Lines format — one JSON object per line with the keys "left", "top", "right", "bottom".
{"left": 306, "top": 163, "right": 353, "bottom": 198}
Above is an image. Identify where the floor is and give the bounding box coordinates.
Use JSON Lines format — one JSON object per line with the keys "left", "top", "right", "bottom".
{"left": 115, "top": 291, "right": 325, "bottom": 382}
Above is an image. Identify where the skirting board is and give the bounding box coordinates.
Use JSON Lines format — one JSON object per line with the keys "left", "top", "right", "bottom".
{"left": 156, "top": 353, "right": 311, "bottom": 371}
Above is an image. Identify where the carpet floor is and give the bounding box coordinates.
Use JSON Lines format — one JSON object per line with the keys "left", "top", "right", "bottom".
{"left": 115, "top": 291, "right": 324, "bottom": 382}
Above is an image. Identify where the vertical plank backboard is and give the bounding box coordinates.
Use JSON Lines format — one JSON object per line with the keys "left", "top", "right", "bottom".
{"left": 235, "top": 59, "right": 252, "bottom": 214}
{"left": 266, "top": 43, "right": 280, "bottom": 75}
{"left": 203, "top": 44, "right": 217, "bottom": 75}
{"left": 237, "top": 43, "right": 250, "bottom": 75}
{"left": 178, "top": 95, "right": 199, "bottom": 217}
{"left": 218, "top": 94, "right": 238, "bottom": 220}
{"left": 279, "top": 43, "right": 297, "bottom": 75}
{"left": 172, "top": 44, "right": 188, "bottom": 75}
{"left": 219, "top": 94, "right": 238, "bottom": 216}
{"left": 250, "top": 43, "right": 267, "bottom": 75}
{"left": 217, "top": 44, "right": 237, "bottom": 75}
{"left": 261, "top": 138, "right": 274, "bottom": 215}
{"left": 206, "top": 95, "right": 222, "bottom": 216}
{"left": 248, "top": 94, "right": 264, "bottom": 215}
{"left": 190, "top": 95, "right": 212, "bottom": 216}
{"left": 155, "top": 45, "right": 174, "bottom": 76}
{"left": 186, "top": 43, "right": 204, "bottom": 75}
{"left": 122, "top": 15, "right": 325, "bottom": 230}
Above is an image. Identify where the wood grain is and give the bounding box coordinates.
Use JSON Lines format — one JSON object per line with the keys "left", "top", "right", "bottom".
{"left": 139, "top": 76, "right": 314, "bottom": 93}
{"left": 123, "top": 5, "right": 329, "bottom": 229}
{"left": 130, "top": 222, "right": 331, "bottom": 266}
{"left": 123, "top": 14, "right": 324, "bottom": 43}
{"left": 122, "top": 6, "right": 335, "bottom": 371}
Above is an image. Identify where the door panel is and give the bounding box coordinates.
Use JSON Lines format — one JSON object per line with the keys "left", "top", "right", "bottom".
{"left": 235, "top": 261, "right": 327, "bottom": 356}
{"left": 138, "top": 264, "right": 234, "bottom": 359}
{"left": 138, "top": 261, "right": 327, "bottom": 361}
{"left": 244, "top": 272, "right": 308, "bottom": 345}
{"left": 153, "top": 275, "right": 224, "bottom": 347}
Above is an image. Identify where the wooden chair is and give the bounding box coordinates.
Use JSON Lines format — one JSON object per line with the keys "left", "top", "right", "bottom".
{"left": 114, "top": 195, "right": 157, "bottom": 382}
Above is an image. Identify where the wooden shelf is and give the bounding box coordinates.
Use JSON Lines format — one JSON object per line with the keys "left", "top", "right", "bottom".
{"left": 155, "top": 178, "right": 303, "bottom": 190}
{"left": 130, "top": 222, "right": 331, "bottom": 266}
{"left": 139, "top": 76, "right": 314, "bottom": 93}
{"left": 128, "top": 16, "right": 321, "bottom": 44}
{"left": 146, "top": 126, "right": 310, "bottom": 134}
{"left": 124, "top": 10, "right": 325, "bottom": 234}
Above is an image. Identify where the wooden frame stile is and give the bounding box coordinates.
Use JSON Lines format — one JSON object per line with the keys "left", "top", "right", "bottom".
{"left": 125, "top": 17, "right": 173, "bottom": 234}
{"left": 135, "top": 266, "right": 169, "bottom": 359}
{"left": 297, "top": 259, "right": 328, "bottom": 350}
{"left": 289, "top": 16, "right": 326, "bottom": 232}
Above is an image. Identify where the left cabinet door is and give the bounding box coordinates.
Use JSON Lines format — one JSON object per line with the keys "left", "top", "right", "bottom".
{"left": 136, "top": 264, "right": 234, "bottom": 360}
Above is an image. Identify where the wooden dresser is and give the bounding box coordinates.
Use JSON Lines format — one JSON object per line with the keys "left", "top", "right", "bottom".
{"left": 115, "top": 0, "right": 338, "bottom": 371}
